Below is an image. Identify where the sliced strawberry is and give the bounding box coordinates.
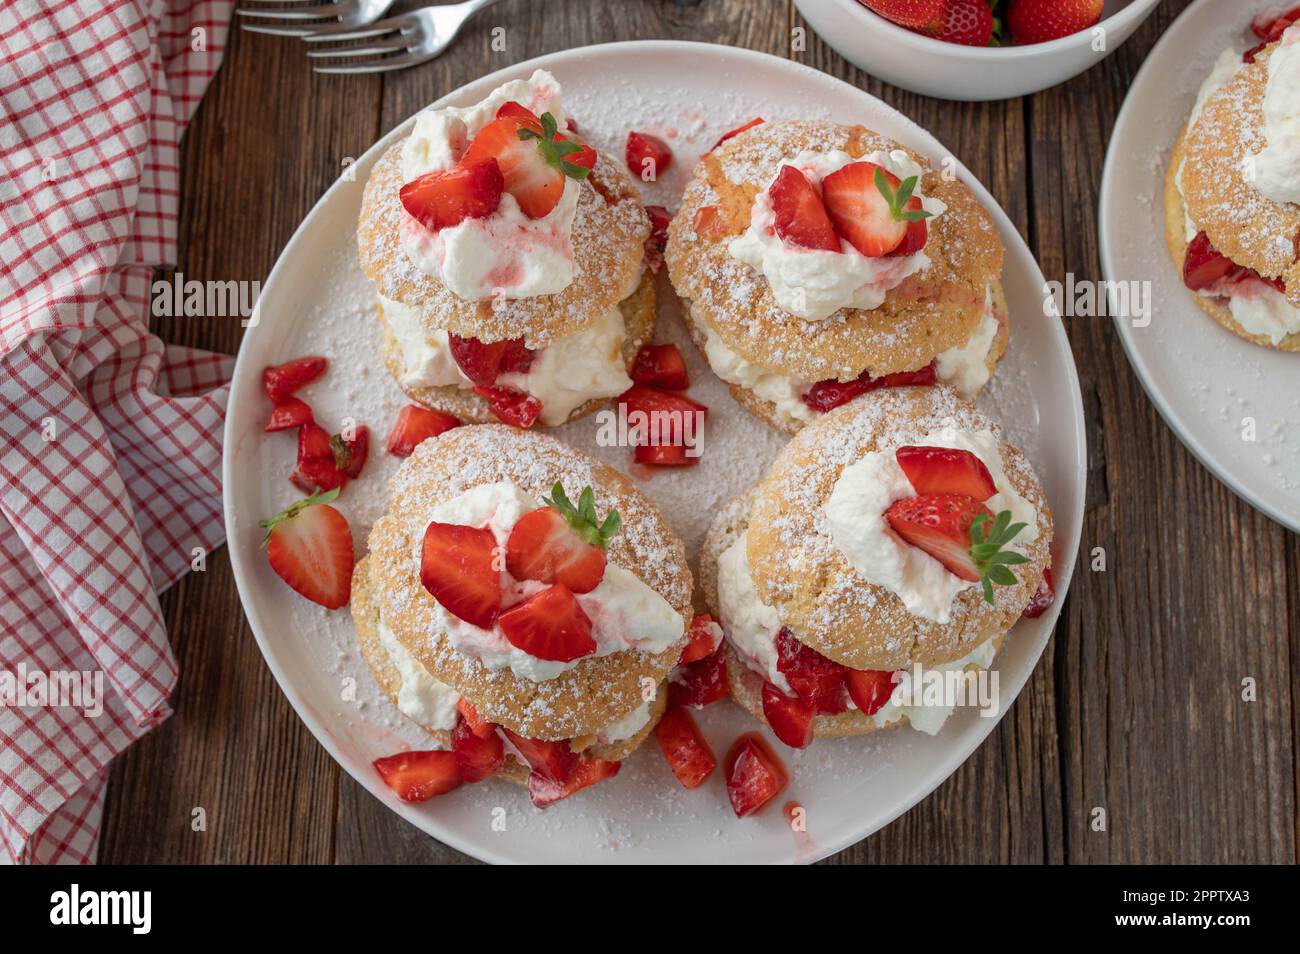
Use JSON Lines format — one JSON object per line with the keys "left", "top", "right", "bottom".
{"left": 331, "top": 426, "right": 368, "bottom": 481}
{"left": 631, "top": 343, "right": 689, "bottom": 390}
{"left": 1022, "top": 565, "right": 1056, "bottom": 619}
{"left": 724, "top": 733, "right": 789, "bottom": 818}
{"left": 634, "top": 442, "right": 698, "bottom": 467}
{"left": 528, "top": 755, "right": 620, "bottom": 808}
{"left": 499, "top": 728, "right": 576, "bottom": 783}
{"left": 456, "top": 697, "right": 495, "bottom": 740}
{"left": 885, "top": 493, "right": 992, "bottom": 582}
{"left": 498, "top": 584, "right": 596, "bottom": 662}
{"left": 385, "top": 404, "right": 461, "bottom": 457}
{"left": 291, "top": 423, "right": 345, "bottom": 493}
{"left": 775, "top": 628, "right": 849, "bottom": 715}
{"left": 886, "top": 196, "right": 928, "bottom": 257}
{"left": 693, "top": 205, "right": 727, "bottom": 239}
{"left": 448, "top": 334, "right": 534, "bottom": 386}
{"left": 373, "top": 750, "right": 461, "bottom": 802}
{"left": 265, "top": 397, "right": 313, "bottom": 432}
{"left": 845, "top": 668, "right": 898, "bottom": 716}
{"left": 496, "top": 100, "right": 537, "bottom": 121}
{"left": 420, "top": 521, "right": 501, "bottom": 629}
{"left": 644, "top": 204, "right": 672, "bottom": 273}
{"left": 769, "top": 164, "right": 840, "bottom": 252}
{"left": 711, "top": 117, "right": 764, "bottom": 151}
{"left": 821, "top": 161, "right": 909, "bottom": 257}
{"left": 400, "top": 158, "right": 504, "bottom": 231}
{"left": 668, "top": 647, "right": 729, "bottom": 708}
{"left": 761, "top": 680, "right": 815, "bottom": 749}
{"left": 619, "top": 384, "right": 708, "bottom": 447}
{"left": 625, "top": 130, "right": 673, "bottom": 181}
{"left": 259, "top": 489, "right": 355, "bottom": 609}
{"left": 800, "top": 362, "right": 937, "bottom": 413}
{"left": 264, "top": 356, "right": 328, "bottom": 405}
{"left": 896, "top": 445, "right": 996, "bottom": 500}
{"left": 462, "top": 109, "right": 591, "bottom": 219}
{"left": 680, "top": 613, "right": 723, "bottom": 665}
{"left": 452, "top": 715, "right": 504, "bottom": 783}
{"left": 655, "top": 706, "right": 716, "bottom": 789}
{"left": 505, "top": 508, "right": 607, "bottom": 593}
{"left": 1183, "top": 231, "right": 1245, "bottom": 291}
{"left": 472, "top": 386, "right": 542, "bottom": 428}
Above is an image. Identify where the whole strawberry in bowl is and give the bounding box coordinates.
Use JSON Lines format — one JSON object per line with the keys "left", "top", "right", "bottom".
{"left": 794, "top": 0, "right": 1161, "bottom": 101}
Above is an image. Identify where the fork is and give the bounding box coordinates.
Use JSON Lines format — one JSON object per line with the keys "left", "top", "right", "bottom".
{"left": 303, "top": 0, "right": 510, "bottom": 75}
{"left": 236, "top": 0, "right": 396, "bottom": 38}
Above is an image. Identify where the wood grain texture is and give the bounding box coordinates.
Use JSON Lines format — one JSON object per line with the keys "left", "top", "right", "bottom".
{"left": 99, "top": 0, "right": 1297, "bottom": 865}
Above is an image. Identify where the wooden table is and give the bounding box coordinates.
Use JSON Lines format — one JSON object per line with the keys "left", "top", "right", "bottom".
{"left": 100, "top": 0, "right": 1298, "bottom": 864}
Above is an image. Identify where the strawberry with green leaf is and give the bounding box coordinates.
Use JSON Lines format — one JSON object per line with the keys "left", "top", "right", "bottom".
{"left": 505, "top": 482, "right": 621, "bottom": 593}
{"left": 821, "top": 161, "right": 933, "bottom": 258}
{"left": 463, "top": 103, "right": 596, "bottom": 218}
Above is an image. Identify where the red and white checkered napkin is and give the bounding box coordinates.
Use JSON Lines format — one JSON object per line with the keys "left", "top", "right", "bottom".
{"left": 0, "top": 0, "right": 233, "bottom": 864}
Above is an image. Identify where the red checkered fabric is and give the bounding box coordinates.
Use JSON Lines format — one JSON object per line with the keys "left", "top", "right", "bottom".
{"left": 0, "top": 0, "right": 233, "bottom": 864}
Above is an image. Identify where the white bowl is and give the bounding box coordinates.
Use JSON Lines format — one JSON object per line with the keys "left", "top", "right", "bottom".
{"left": 794, "top": 0, "right": 1162, "bottom": 101}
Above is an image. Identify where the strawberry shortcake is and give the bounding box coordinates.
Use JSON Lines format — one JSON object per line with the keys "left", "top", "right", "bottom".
{"left": 358, "top": 70, "right": 656, "bottom": 428}
{"left": 352, "top": 424, "right": 692, "bottom": 806}
{"left": 666, "top": 119, "right": 1008, "bottom": 433}
{"left": 700, "top": 386, "right": 1054, "bottom": 747}
{"left": 1166, "top": 10, "right": 1300, "bottom": 351}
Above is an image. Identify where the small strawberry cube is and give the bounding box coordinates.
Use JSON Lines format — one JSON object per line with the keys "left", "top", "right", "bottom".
{"left": 631, "top": 343, "right": 689, "bottom": 390}
{"left": 527, "top": 755, "right": 620, "bottom": 808}
{"left": 386, "top": 405, "right": 461, "bottom": 457}
{"left": 668, "top": 647, "right": 729, "bottom": 708}
{"left": 679, "top": 613, "right": 723, "bottom": 665}
{"left": 456, "top": 697, "right": 496, "bottom": 740}
{"left": 761, "top": 680, "right": 815, "bottom": 749}
{"left": 373, "top": 750, "right": 462, "bottom": 802}
{"left": 655, "top": 706, "right": 716, "bottom": 789}
{"left": 724, "top": 733, "right": 789, "bottom": 818}
{"left": 472, "top": 385, "right": 542, "bottom": 429}
{"left": 265, "top": 397, "right": 314, "bottom": 432}
{"left": 692, "top": 205, "right": 727, "bottom": 239}
{"left": 263, "top": 355, "right": 327, "bottom": 405}
{"left": 634, "top": 442, "right": 697, "bottom": 468}
{"left": 625, "top": 130, "right": 673, "bottom": 181}
{"left": 500, "top": 729, "right": 577, "bottom": 784}
{"left": 452, "top": 715, "right": 504, "bottom": 783}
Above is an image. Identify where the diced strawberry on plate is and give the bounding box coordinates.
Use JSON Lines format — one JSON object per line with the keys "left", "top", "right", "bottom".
{"left": 625, "top": 130, "right": 673, "bottom": 181}
{"left": 668, "top": 647, "right": 729, "bottom": 708}
{"left": 527, "top": 755, "right": 620, "bottom": 808}
{"left": 420, "top": 521, "right": 501, "bottom": 629}
{"left": 386, "top": 405, "right": 461, "bottom": 457}
{"left": 265, "top": 397, "right": 313, "bottom": 432}
{"left": 373, "top": 750, "right": 462, "bottom": 802}
{"left": 631, "top": 342, "right": 689, "bottom": 390}
{"left": 452, "top": 715, "right": 505, "bottom": 783}
{"left": 724, "top": 733, "right": 789, "bottom": 818}
{"left": 761, "top": 680, "right": 815, "bottom": 749}
{"left": 655, "top": 706, "right": 716, "bottom": 789}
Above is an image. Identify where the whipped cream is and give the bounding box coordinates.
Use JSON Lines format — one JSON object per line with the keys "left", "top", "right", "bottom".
{"left": 379, "top": 295, "right": 471, "bottom": 389}
{"left": 1248, "top": 26, "right": 1300, "bottom": 206}
{"left": 715, "top": 530, "right": 791, "bottom": 693}
{"left": 425, "top": 482, "right": 684, "bottom": 682}
{"left": 595, "top": 698, "right": 653, "bottom": 745}
{"left": 398, "top": 69, "right": 580, "bottom": 300}
{"left": 376, "top": 617, "right": 461, "bottom": 731}
{"left": 934, "top": 288, "right": 999, "bottom": 400}
{"left": 824, "top": 427, "right": 1038, "bottom": 624}
{"left": 868, "top": 637, "right": 997, "bottom": 734}
{"left": 729, "top": 149, "right": 947, "bottom": 322}
{"left": 1224, "top": 277, "right": 1300, "bottom": 343}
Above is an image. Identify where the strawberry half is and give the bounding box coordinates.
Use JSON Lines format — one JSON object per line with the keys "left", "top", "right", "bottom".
{"left": 680, "top": 613, "right": 723, "bottom": 665}
{"left": 655, "top": 706, "right": 716, "bottom": 789}
{"left": 845, "top": 668, "right": 899, "bottom": 716}
{"left": 668, "top": 647, "right": 729, "bottom": 708}
{"left": 710, "top": 117, "right": 764, "bottom": 151}
{"left": 822, "top": 161, "right": 930, "bottom": 257}
{"left": 259, "top": 488, "right": 355, "bottom": 609}
{"left": 775, "top": 628, "right": 849, "bottom": 715}
{"left": 769, "top": 164, "right": 840, "bottom": 252}
{"left": 1022, "top": 565, "right": 1055, "bottom": 619}
{"left": 264, "top": 355, "right": 327, "bottom": 405}
{"left": 527, "top": 755, "right": 620, "bottom": 808}
{"left": 1183, "top": 231, "right": 1244, "bottom": 291}
{"left": 462, "top": 107, "right": 593, "bottom": 219}
{"left": 626, "top": 130, "right": 673, "bottom": 181}
{"left": 498, "top": 584, "right": 596, "bottom": 662}
{"left": 500, "top": 729, "right": 576, "bottom": 783}
{"left": 761, "top": 680, "right": 815, "bottom": 749}
{"left": 448, "top": 334, "right": 534, "bottom": 387}
{"left": 452, "top": 715, "right": 504, "bottom": 783}
{"left": 644, "top": 204, "right": 672, "bottom": 273}
{"left": 631, "top": 342, "right": 689, "bottom": 390}
{"left": 265, "top": 397, "right": 313, "bottom": 432}
{"left": 399, "top": 158, "right": 504, "bottom": 231}
{"left": 896, "top": 445, "right": 997, "bottom": 500}
{"left": 456, "top": 698, "right": 495, "bottom": 739}
{"left": 472, "top": 386, "right": 542, "bottom": 428}
{"left": 373, "top": 750, "right": 461, "bottom": 802}
{"left": 724, "top": 733, "right": 789, "bottom": 818}
{"left": 505, "top": 483, "right": 621, "bottom": 593}
{"left": 420, "top": 521, "right": 501, "bottom": 629}
{"left": 800, "top": 362, "right": 937, "bottom": 413}
{"left": 385, "top": 405, "right": 461, "bottom": 457}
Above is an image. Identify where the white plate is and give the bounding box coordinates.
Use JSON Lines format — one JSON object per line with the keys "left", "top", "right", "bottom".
{"left": 1101, "top": 0, "right": 1300, "bottom": 533}
{"left": 223, "top": 40, "right": 1085, "bottom": 864}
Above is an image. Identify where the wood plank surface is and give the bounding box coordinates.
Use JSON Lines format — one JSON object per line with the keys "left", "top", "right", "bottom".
{"left": 98, "top": 0, "right": 1297, "bottom": 865}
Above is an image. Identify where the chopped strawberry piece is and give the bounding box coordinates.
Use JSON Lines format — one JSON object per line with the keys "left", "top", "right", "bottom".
{"left": 644, "top": 204, "right": 672, "bottom": 272}
{"left": 693, "top": 205, "right": 727, "bottom": 239}
{"left": 625, "top": 130, "right": 673, "bottom": 181}
{"left": 264, "top": 356, "right": 328, "bottom": 405}
{"left": 800, "top": 362, "right": 937, "bottom": 413}
{"left": 527, "top": 755, "right": 620, "bottom": 808}
{"left": 619, "top": 384, "right": 708, "bottom": 447}
{"left": 761, "top": 680, "right": 815, "bottom": 748}
{"left": 498, "top": 584, "right": 596, "bottom": 662}
{"left": 265, "top": 397, "right": 313, "bottom": 432}
{"left": 1183, "top": 231, "right": 1245, "bottom": 291}
{"left": 821, "top": 161, "right": 909, "bottom": 257}
{"left": 669, "top": 647, "right": 729, "bottom": 708}
{"left": 631, "top": 342, "right": 689, "bottom": 390}
{"left": 769, "top": 164, "right": 840, "bottom": 252}
{"left": 634, "top": 442, "right": 698, "bottom": 467}
{"left": 885, "top": 493, "right": 992, "bottom": 583}
{"left": 399, "top": 159, "right": 504, "bottom": 231}
{"left": 896, "top": 445, "right": 996, "bottom": 500}
{"left": 291, "top": 422, "right": 345, "bottom": 492}
{"left": 373, "top": 750, "right": 462, "bottom": 802}
{"left": 448, "top": 334, "right": 534, "bottom": 387}
{"left": 495, "top": 100, "right": 538, "bottom": 121}
{"left": 1253, "top": 6, "right": 1300, "bottom": 40}
{"left": 680, "top": 613, "right": 723, "bottom": 665}
{"left": 472, "top": 385, "right": 543, "bottom": 428}
{"left": 655, "top": 706, "right": 716, "bottom": 789}
{"left": 259, "top": 489, "right": 354, "bottom": 609}
{"left": 711, "top": 117, "right": 764, "bottom": 151}
{"left": 386, "top": 405, "right": 461, "bottom": 457}
{"left": 724, "top": 733, "right": 788, "bottom": 818}
{"left": 1022, "top": 566, "right": 1056, "bottom": 618}
{"left": 845, "top": 668, "right": 898, "bottom": 716}
{"left": 332, "top": 426, "right": 368, "bottom": 480}
{"left": 505, "top": 507, "right": 607, "bottom": 593}
{"left": 499, "top": 728, "right": 576, "bottom": 783}
{"left": 420, "top": 521, "right": 501, "bottom": 629}
{"left": 775, "top": 628, "right": 849, "bottom": 715}
{"left": 456, "top": 698, "right": 495, "bottom": 739}
{"left": 452, "top": 715, "right": 504, "bottom": 783}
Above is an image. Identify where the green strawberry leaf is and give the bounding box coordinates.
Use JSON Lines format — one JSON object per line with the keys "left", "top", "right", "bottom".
{"left": 969, "top": 508, "right": 1029, "bottom": 604}
{"left": 544, "top": 482, "right": 621, "bottom": 549}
